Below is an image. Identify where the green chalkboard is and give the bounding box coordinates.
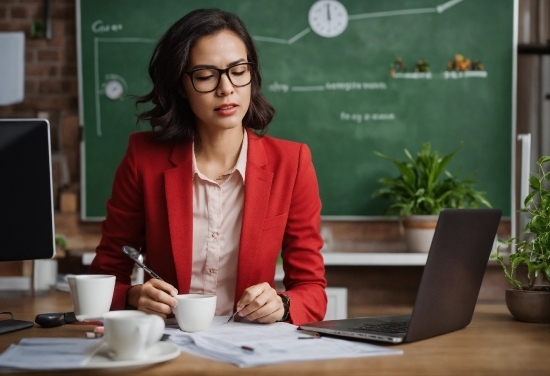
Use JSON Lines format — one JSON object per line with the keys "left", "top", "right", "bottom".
{"left": 77, "top": 0, "right": 515, "bottom": 219}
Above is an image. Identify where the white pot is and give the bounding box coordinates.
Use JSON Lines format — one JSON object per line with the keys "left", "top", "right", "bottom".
{"left": 33, "top": 259, "right": 58, "bottom": 291}
{"left": 402, "top": 215, "right": 438, "bottom": 253}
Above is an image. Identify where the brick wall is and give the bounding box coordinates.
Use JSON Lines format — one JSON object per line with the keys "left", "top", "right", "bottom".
{"left": 0, "top": 0, "right": 79, "bottom": 186}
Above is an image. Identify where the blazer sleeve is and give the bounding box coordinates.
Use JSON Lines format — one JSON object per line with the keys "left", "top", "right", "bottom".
{"left": 281, "top": 144, "right": 327, "bottom": 325}
{"left": 89, "top": 135, "right": 146, "bottom": 310}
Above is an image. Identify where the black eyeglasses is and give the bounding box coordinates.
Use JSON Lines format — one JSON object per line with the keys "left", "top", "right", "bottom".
{"left": 184, "top": 62, "right": 254, "bottom": 93}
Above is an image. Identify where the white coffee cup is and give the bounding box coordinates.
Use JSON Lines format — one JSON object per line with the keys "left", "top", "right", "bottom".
{"left": 173, "top": 294, "right": 216, "bottom": 332}
{"left": 67, "top": 274, "right": 115, "bottom": 321}
{"left": 103, "top": 311, "right": 165, "bottom": 360}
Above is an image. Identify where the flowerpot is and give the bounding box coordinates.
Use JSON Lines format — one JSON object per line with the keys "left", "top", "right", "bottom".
{"left": 505, "top": 287, "right": 550, "bottom": 323}
{"left": 402, "top": 215, "right": 438, "bottom": 253}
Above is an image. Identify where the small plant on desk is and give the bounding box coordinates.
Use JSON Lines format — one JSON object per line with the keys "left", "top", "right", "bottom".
{"left": 493, "top": 156, "right": 550, "bottom": 323}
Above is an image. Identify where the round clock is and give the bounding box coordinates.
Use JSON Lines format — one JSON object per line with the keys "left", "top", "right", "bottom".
{"left": 104, "top": 79, "right": 124, "bottom": 100}
{"left": 308, "top": 0, "right": 349, "bottom": 38}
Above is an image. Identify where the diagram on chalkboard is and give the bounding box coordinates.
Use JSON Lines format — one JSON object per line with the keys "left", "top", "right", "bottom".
{"left": 93, "top": 38, "right": 155, "bottom": 137}
{"left": 253, "top": 0, "right": 476, "bottom": 92}
{"left": 252, "top": 0, "right": 464, "bottom": 44}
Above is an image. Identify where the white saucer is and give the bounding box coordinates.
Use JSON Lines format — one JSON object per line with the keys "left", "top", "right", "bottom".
{"left": 85, "top": 342, "right": 180, "bottom": 369}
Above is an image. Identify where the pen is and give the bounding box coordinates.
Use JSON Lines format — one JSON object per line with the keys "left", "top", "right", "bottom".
{"left": 122, "top": 246, "right": 164, "bottom": 281}
{"left": 226, "top": 309, "right": 242, "bottom": 323}
{"left": 241, "top": 345, "right": 254, "bottom": 352}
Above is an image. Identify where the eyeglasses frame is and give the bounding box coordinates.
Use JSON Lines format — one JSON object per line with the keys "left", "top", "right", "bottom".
{"left": 184, "top": 62, "right": 255, "bottom": 93}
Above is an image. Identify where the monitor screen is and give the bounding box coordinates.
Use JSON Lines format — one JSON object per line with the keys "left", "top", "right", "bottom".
{"left": 0, "top": 119, "right": 55, "bottom": 261}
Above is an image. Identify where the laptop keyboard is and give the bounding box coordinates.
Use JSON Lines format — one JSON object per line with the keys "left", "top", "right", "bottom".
{"left": 351, "top": 320, "right": 410, "bottom": 333}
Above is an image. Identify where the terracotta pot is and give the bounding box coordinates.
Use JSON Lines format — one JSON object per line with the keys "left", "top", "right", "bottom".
{"left": 402, "top": 215, "right": 438, "bottom": 253}
{"left": 505, "top": 287, "right": 550, "bottom": 323}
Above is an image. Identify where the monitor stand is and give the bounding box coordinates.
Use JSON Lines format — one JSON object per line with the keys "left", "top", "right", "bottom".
{"left": 0, "top": 313, "right": 34, "bottom": 335}
{"left": 0, "top": 260, "right": 55, "bottom": 298}
{"left": 0, "top": 261, "right": 54, "bottom": 334}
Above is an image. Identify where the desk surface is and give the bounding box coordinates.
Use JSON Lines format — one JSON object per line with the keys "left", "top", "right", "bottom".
{"left": 1, "top": 291, "right": 549, "bottom": 375}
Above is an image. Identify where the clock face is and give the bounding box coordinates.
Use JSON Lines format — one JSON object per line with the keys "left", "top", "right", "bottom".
{"left": 308, "top": 0, "right": 349, "bottom": 38}
{"left": 104, "top": 80, "right": 124, "bottom": 100}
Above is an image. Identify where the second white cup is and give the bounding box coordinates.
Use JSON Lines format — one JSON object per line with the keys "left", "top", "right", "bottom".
{"left": 67, "top": 274, "right": 115, "bottom": 321}
{"left": 103, "top": 311, "right": 165, "bottom": 360}
{"left": 173, "top": 294, "right": 216, "bottom": 332}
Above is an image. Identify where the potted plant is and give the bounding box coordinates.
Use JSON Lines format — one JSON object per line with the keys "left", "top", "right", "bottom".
{"left": 493, "top": 156, "right": 550, "bottom": 323}
{"left": 372, "top": 142, "right": 491, "bottom": 252}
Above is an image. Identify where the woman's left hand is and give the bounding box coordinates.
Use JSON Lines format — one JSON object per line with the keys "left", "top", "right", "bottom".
{"left": 235, "top": 282, "right": 285, "bottom": 323}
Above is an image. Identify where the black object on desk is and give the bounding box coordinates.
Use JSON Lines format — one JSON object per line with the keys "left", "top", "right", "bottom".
{"left": 0, "top": 312, "right": 34, "bottom": 335}
{"left": 35, "top": 312, "right": 77, "bottom": 328}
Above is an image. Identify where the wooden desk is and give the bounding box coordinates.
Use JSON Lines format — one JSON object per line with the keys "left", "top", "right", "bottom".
{"left": 1, "top": 291, "right": 548, "bottom": 375}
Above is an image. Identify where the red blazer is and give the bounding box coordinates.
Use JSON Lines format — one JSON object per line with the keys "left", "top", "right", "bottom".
{"left": 90, "top": 129, "right": 327, "bottom": 325}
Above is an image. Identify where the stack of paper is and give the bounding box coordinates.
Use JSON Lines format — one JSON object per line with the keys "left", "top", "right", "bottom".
{"left": 165, "top": 317, "right": 402, "bottom": 367}
{"left": 0, "top": 338, "right": 103, "bottom": 370}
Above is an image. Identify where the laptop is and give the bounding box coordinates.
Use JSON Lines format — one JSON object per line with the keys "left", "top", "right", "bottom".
{"left": 300, "top": 208, "right": 502, "bottom": 343}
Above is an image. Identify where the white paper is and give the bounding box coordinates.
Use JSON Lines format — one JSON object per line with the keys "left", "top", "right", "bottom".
{"left": 0, "top": 318, "right": 403, "bottom": 370}
{"left": 0, "top": 338, "right": 103, "bottom": 370}
{"left": 165, "top": 316, "right": 402, "bottom": 367}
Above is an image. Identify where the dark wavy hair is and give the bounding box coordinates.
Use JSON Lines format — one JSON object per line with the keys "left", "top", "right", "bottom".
{"left": 135, "top": 8, "right": 275, "bottom": 142}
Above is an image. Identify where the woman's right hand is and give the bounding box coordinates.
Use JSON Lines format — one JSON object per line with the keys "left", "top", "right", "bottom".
{"left": 127, "top": 279, "right": 178, "bottom": 319}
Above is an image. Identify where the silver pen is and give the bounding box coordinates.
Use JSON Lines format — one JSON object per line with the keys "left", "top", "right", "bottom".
{"left": 226, "top": 310, "right": 241, "bottom": 323}
{"left": 122, "top": 246, "right": 164, "bottom": 281}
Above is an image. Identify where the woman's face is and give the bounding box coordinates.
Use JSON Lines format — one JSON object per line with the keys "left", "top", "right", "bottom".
{"left": 182, "top": 30, "right": 252, "bottom": 134}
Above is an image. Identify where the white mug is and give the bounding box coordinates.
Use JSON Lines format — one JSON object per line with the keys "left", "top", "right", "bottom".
{"left": 173, "top": 294, "right": 216, "bottom": 332}
{"left": 33, "top": 259, "right": 58, "bottom": 291}
{"left": 67, "top": 274, "right": 115, "bottom": 321}
{"left": 103, "top": 311, "right": 165, "bottom": 360}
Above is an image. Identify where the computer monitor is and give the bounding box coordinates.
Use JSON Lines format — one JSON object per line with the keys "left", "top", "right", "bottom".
{"left": 0, "top": 119, "right": 55, "bottom": 261}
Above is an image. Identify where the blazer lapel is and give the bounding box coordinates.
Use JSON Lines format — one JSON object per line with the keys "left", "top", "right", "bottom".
{"left": 236, "top": 130, "right": 274, "bottom": 300}
{"left": 165, "top": 141, "right": 194, "bottom": 293}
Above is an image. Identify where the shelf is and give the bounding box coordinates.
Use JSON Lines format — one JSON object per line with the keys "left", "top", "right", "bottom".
{"left": 83, "top": 252, "right": 429, "bottom": 267}
{"left": 322, "top": 252, "right": 428, "bottom": 266}
{"left": 275, "top": 254, "right": 427, "bottom": 281}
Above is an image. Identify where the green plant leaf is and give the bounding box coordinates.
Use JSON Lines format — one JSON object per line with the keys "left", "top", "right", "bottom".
{"left": 372, "top": 142, "right": 490, "bottom": 216}
{"left": 511, "top": 256, "right": 525, "bottom": 269}
{"left": 433, "top": 143, "right": 462, "bottom": 184}
{"left": 495, "top": 155, "right": 550, "bottom": 288}
{"left": 504, "top": 275, "right": 522, "bottom": 289}
{"left": 529, "top": 176, "right": 541, "bottom": 191}
{"left": 55, "top": 235, "right": 67, "bottom": 249}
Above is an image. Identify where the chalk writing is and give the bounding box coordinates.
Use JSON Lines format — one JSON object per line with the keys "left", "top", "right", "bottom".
{"left": 443, "top": 71, "right": 488, "bottom": 79}
{"left": 268, "top": 81, "right": 387, "bottom": 93}
{"left": 92, "top": 20, "right": 123, "bottom": 33}
{"left": 268, "top": 82, "right": 289, "bottom": 93}
{"left": 326, "top": 82, "right": 387, "bottom": 91}
{"left": 340, "top": 112, "right": 396, "bottom": 123}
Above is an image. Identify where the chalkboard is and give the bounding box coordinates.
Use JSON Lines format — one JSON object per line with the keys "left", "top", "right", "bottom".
{"left": 77, "top": 0, "right": 515, "bottom": 220}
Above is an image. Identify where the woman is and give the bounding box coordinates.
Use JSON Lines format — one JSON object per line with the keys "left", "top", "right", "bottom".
{"left": 90, "top": 8, "right": 326, "bottom": 326}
